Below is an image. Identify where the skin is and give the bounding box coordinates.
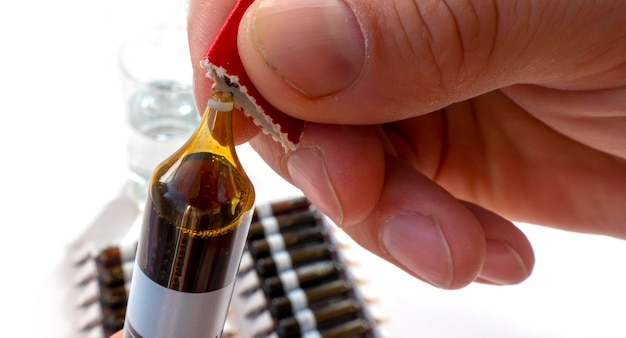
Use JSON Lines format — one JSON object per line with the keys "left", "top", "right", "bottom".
{"left": 186, "top": 0, "right": 626, "bottom": 289}
{"left": 111, "top": 0, "right": 626, "bottom": 335}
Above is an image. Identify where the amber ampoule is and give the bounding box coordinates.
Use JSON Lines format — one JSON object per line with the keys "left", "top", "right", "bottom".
{"left": 268, "top": 279, "right": 353, "bottom": 319}
{"left": 275, "top": 299, "right": 362, "bottom": 337}
{"left": 309, "top": 318, "right": 374, "bottom": 338}
{"left": 92, "top": 242, "right": 137, "bottom": 268}
{"left": 252, "top": 196, "right": 311, "bottom": 221}
{"left": 75, "top": 243, "right": 137, "bottom": 287}
{"left": 102, "top": 306, "right": 127, "bottom": 337}
{"left": 123, "top": 90, "right": 255, "bottom": 338}
{"left": 248, "top": 226, "right": 327, "bottom": 258}
{"left": 248, "top": 210, "right": 321, "bottom": 241}
{"left": 97, "top": 260, "right": 134, "bottom": 287}
{"left": 254, "top": 242, "right": 336, "bottom": 278}
{"left": 261, "top": 261, "right": 344, "bottom": 298}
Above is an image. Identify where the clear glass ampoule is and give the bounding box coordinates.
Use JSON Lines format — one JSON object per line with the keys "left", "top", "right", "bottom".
{"left": 123, "top": 90, "right": 255, "bottom": 338}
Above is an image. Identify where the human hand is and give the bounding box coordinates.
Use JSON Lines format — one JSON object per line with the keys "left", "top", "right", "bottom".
{"left": 188, "top": 0, "right": 626, "bottom": 289}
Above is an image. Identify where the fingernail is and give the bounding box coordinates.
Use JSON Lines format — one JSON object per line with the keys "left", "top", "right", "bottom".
{"left": 381, "top": 214, "right": 453, "bottom": 288}
{"left": 251, "top": 0, "right": 365, "bottom": 97}
{"left": 286, "top": 147, "right": 343, "bottom": 223}
{"left": 479, "top": 239, "right": 530, "bottom": 285}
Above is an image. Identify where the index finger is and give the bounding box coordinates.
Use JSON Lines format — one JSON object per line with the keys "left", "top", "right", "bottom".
{"left": 188, "top": 0, "right": 260, "bottom": 144}
{"left": 187, "top": 0, "right": 236, "bottom": 112}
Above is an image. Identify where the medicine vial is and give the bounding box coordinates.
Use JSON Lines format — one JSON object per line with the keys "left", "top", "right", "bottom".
{"left": 123, "top": 90, "right": 255, "bottom": 338}
{"left": 248, "top": 210, "right": 320, "bottom": 241}
{"left": 254, "top": 243, "right": 336, "bottom": 278}
{"left": 276, "top": 299, "right": 362, "bottom": 337}
{"left": 248, "top": 226, "right": 327, "bottom": 258}
{"left": 269, "top": 280, "right": 352, "bottom": 319}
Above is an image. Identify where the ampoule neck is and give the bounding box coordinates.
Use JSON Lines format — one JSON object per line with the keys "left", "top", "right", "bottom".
{"left": 189, "top": 91, "right": 240, "bottom": 165}
{"left": 206, "top": 99, "right": 234, "bottom": 146}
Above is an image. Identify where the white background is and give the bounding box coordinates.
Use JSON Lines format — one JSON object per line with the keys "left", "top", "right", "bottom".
{"left": 0, "top": 0, "right": 624, "bottom": 337}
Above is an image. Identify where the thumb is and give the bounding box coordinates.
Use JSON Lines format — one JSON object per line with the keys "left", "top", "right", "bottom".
{"left": 237, "top": 0, "right": 624, "bottom": 124}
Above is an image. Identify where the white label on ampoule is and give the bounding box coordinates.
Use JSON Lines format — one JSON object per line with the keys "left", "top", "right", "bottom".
{"left": 256, "top": 203, "right": 274, "bottom": 219}
{"left": 272, "top": 250, "right": 293, "bottom": 272}
{"left": 286, "top": 288, "right": 309, "bottom": 312}
{"left": 124, "top": 264, "right": 234, "bottom": 338}
{"left": 266, "top": 233, "right": 286, "bottom": 253}
{"left": 261, "top": 217, "right": 279, "bottom": 235}
{"left": 278, "top": 270, "right": 300, "bottom": 292}
{"left": 302, "top": 330, "right": 323, "bottom": 338}
{"left": 295, "top": 308, "right": 317, "bottom": 333}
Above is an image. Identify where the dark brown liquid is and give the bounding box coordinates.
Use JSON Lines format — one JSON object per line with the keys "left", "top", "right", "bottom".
{"left": 255, "top": 242, "right": 335, "bottom": 278}
{"left": 95, "top": 243, "right": 137, "bottom": 267}
{"left": 276, "top": 299, "right": 362, "bottom": 336}
{"left": 135, "top": 152, "right": 254, "bottom": 293}
{"left": 248, "top": 226, "right": 326, "bottom": 258}
{"left": 251, "top": 196, "right": 311, "bottom": 222}
{"left": 263, "top": 261, "right": 343, "bottom": 298}
{"left": 102, "top": 306, "right": 127, "bottom": 337}
{"left": 97, "top": 262, "right": 132, "bottom": 286}
{"left": 270, "top": 280, "right": 352, "bottom": 318}
{"left": 319, "top": 319, "right": 373, "bottom": 338}
{"left": 99, "top": 283, "right": 130, "bottom": 307}
{"left": 248, "top": 210, "right": 320, "bottom": 240}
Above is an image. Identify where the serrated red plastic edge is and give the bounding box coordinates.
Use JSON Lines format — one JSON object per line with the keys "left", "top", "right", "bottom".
{"left": 202, "top": 0, "right": 303, "bottom": 151}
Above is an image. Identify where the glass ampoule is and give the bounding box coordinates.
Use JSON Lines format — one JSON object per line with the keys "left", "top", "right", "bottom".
{"left": 123, "top": 90, "right": 255, "bottom": 338}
